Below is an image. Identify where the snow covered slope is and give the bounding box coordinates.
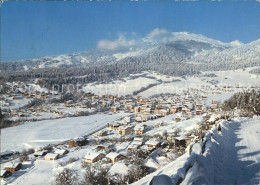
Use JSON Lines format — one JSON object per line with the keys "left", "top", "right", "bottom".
{"left": 133, "top": 116, "right": 260, "bottom": 185}
{"left": 82, "top": 68, "right": 260, "bottom": 97}
{"left": 183, "top": 117, "right": 260, "bottom": 185}
{"left": 2, "top": 32, "right": 259, "bottom": 73}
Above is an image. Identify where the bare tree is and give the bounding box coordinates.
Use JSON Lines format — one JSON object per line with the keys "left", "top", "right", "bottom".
{"left": 55, "top": 168, "right": 78, "bottom": 185}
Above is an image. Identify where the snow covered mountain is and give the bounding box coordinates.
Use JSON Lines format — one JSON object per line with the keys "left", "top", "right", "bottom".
{"left": 1, "top": 32, "right": 259, "bottom": 73}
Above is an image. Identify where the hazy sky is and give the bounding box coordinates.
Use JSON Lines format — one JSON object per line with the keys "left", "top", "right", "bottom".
{"left": 1, "top": 1, "right": 260, "bottom": 62}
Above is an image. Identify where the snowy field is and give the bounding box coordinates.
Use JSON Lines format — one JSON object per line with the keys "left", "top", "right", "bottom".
{"left": 82, "top": 69, "right": 260, "bottom": 97}
{"left": 1, "top": 112, "right": 130, "bottom": 152}
{"left": 133, "top": 116, "right": 260, "bottom": 185}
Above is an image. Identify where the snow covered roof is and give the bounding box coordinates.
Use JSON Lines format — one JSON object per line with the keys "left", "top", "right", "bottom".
{"left": 44, "top": 153, "right": 59, "bottom": 159}
{"left": 135, "top": 117, "right": 142, "bottom": 121}
{"left": 106, "top": 152, "right": 120, "bottom": 159}
{"left": 54, "top": 149, "right": 68, "bottom": 155}
{"left": 134, "top": 125, "right": 145, "bottom": 131}
{"left": 128, "top": 144, "right": 138, "bottom": 149}
{"left": 34, "top": 150, "right": 48, "bottom": 156}
{"left": 133, "top": 137, "right": 143, "bottom": 141}
{"left": 132, "top": 140, "right": 143, "bottom": 146}
{"left": 145, "top": 139, "right": 160, "bottom": 146}
{"left": 84, "top": 152, "right": 104, "bottom": 160}
{"left": 73, "top": 137, "right": 86, "bottom": 142}
{"left": 4, "top": 162, "right": 21, "bottom": 168}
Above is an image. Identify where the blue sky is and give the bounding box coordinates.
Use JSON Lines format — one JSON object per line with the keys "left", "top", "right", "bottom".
{"left": 1, "top": 1, "right": 260, "bottom": 62}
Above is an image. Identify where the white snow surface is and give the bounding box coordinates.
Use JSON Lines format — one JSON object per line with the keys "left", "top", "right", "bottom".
{"left": 1, "top": 112, "right": 130, "bottom": 152}
{"left": 133, "top": 116, "right": 260, "bottom": 185}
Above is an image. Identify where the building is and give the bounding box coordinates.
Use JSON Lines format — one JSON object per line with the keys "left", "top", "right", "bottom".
{"left": 84, "top": 152, "right": 105, "bottom": 163}
{"left": 54, "top": 149, "right": 69, "bottom": 156}
{"left": 4, "top": 163, "right": 22, "bottom": 173}
{"left": 108, "top": 122, "right": 120, "bottom": 130}
{"left": 118, "top": 126, "right": 133, "bottom": 136}
{"left": 69, "top": 137, "right": 88, "bottom": 148}
{"left": 96, "top": 145, "right": 109, "bottom": 151}
{"left": 111, "top": 107, "right": 117, "bottom": 112}
{"left": 135, "top": 117, "right": 142, "bottom": 123}
{"left": 134, "top": 125, "right": 145, "bottom": 135}
{"left": 106, "top": 152, "right": 125, "bottom": 163}
{"left": 34, "top": 150, "right": 48, "bottom": 157}
{"left": 161, "top": 110, "right": 168, "bottom": 117}
{"left": 98, "top": 130, "right": 108, "bottom": 137}
{"left": 145, "top": 139, "right": 161, "bottom": 150}
{"left": 170, "top": 107, "right": 177, "bottom": 114}
{"left": 44, "top": 153, "right": 59, "bottom": 161}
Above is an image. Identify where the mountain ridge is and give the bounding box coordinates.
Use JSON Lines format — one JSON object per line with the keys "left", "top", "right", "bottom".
{"left": 1, "top": 32, "right": 259, "bottom": 73}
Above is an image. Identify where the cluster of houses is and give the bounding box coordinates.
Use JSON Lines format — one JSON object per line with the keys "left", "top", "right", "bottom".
{"left": 2, "top": 82, "right": 259, "bottom": 123}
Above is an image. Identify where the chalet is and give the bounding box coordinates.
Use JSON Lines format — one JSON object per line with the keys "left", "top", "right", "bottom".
{"left": 34, "top": 150, "right": 48, "bottom": 157}
{"left": 41, "top": 94, "right": 47, "bottom": 99}
{"left": 129, "top": 137, "right": 143, "bottom": 150}
{"left": 154, "top": 108, "right": 162, "bottom": 114}
{"left": 161, "top": 110, "right": 168, "bottom": 117}
{"left": 145, "top": 139, "right": 161, "bottom": 150}
{"left": 212, "top": 100, "right": 219, "bottom": 105}
{"left": 134, "top": 106, "right": 140, "bottom": 114}
{"left": 45, "top": 153, "right": 59, "bottom": 161}
{"left": 106, "top": 152, "right": 125, "bottom": 163}
{"left": 0, "top": 170, "right": 12, "bottom": 178}
{"left": 142, "top": 115, "right": 148, "bottom": 122}
{"left": 196, "top": 109, "right": 202, "bottom": 115}
{"left": 127, "top": 144, "right": 139, "bottom": 151}
{"left": 84, "top": 152, "right": 105, "bottom": 163}
{"left": 96, "top": 145, "right": 108, "bottom": 151}
{"left": 68, "top": 137, "right": 88, "bottom": 148}
{"left": 196, "top": 103, "right": 203, "bottom": 109}
{"left": 4, "top": 163, "right": 22, "bottom": 173}
{"left": 131, "top": 137, "right": 143, "bottom": 147}
{"left": 118, "top": 126, "right": 133, "bottom": 136}
{"left": 149, "top": 114, "right": 157, "bottom": 120}
{"left": 111, "top": 107, "right": 117, "bottom": 112}
{"left": 170, "top": 107, "right": 177, "bottom": 114}
{"left": 140, "top": 105, "right": 147, "bottom": 112}
{"left": 98, "top": 130, "right": 108, "bottom": 137}
{"left": 186, "top": 111, "right": 192, "bottom": 116}
{"left": 11, "top": 110, "right": 18, "bottom": 115}
{"left": 54, "top": 149, "right": 69, "bottom": 156}
{"left": 126, "top": 105, "right": 134, "bottom": 111}
{"left": 137, "top": 96, "right": 142, "bottom": 102}
{"left": 108, "top": 122, "right": 120, "bottom": 130}
{"left": 135, "top": 117, "right": 142, "bottom": 123}
{"left": 134, "top": 124, "right": 145, "bottom": 135}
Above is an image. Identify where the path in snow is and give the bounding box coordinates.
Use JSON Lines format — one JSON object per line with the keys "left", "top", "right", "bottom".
{"left": 183, "top": 117, "right": 260, "bottom": 185}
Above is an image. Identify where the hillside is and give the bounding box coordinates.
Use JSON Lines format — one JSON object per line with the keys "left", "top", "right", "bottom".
{"left": 133, "top": 116, "right": 260, "bottom": 185}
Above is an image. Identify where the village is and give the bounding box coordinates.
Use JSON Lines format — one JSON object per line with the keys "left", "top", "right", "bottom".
{"left": 1, "top": 80, "right": 259, "bottom": 184}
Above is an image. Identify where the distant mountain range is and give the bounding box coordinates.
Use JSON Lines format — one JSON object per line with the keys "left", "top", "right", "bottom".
{"left": 1, "top": 32, "right": 260, "bottom": 73}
